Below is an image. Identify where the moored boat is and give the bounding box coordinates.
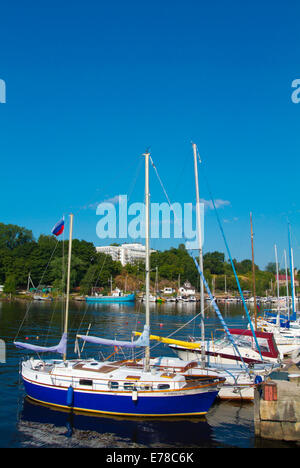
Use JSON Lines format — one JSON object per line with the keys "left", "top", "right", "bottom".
{"left": 85, "top": 293, "right": 135, "bottom": 303}
{"left": 20, "top": 356, "right": 223, "bottom": 416}
{"left": 168, "top": 328, "right": 281, "bottom": 366}
{"left": 33, "top": 294, "right": 52, "bottom": 301}
{"left": 15, "top": 151, "right": 225, "bottom": 417}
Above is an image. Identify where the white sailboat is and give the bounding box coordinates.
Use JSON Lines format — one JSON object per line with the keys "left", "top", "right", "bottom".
{"left": 32, "top": 293, "right": 52, "bottom": 301}
{"left": 169, "top": 328, "right": 281, "bottom": 366}
{"left": 163, "top": 143, "right": 280, "bottom": 399}
{"left": 15, "top": 151, "right": 225, "bottom": 416}
{"left": 254, "top": 238, "right": 300, "bottom": 358}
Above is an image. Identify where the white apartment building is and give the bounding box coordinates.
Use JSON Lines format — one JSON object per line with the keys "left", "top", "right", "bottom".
{"left": 96, "top": 243, "right": 156, "bottom": 266}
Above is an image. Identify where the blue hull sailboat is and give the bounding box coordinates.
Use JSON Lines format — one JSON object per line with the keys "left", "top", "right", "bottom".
{"left": 85, "top": 293, "right": 135, "bottom": 303}
{"left": 15, "top": 151, "right": 224, "bottom": 417}
{"left": 20, "top": 357, "right": 221, "bottom": 416}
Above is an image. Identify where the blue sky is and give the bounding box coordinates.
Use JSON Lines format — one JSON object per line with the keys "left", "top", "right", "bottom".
{"left": 0, "top": 0, "right": 300, "bottom": 270}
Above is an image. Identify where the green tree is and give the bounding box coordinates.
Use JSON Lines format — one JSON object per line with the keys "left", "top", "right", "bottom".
{"left": 80, "top": 252, "right": 122, "bottom": 294}
{"left": 203, "top": 251, "right": 225, "bottom": 275}
{"left": 150, "top": 244, "right": 198, "bottom": 286}
{"left": 236, "top": 259, "right": 255, "bottom": 274}
{"left": 0, "top": 223, "right": 33, "bottom": 250}
{"left": 80, "top": 264, "right": 99, "bottom": 295}
{"left": 4, "top": 274, "right": 16, "bottom": 294}
{"left": 49, "top": 255, "right": 86, "bottom": 292}
{"left": 265, "top": 262, "right": 276, "bottom": 274}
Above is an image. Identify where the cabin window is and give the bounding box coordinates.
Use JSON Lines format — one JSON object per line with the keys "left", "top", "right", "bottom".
{"left": 157, "top": 384, "right": 170, "bottom": 390}
{"left": 109, "top": 381, "right": 119, "bottom": 389}
{"left": 123, "top": 382, "right": 135, "bottom": 390}
{"left": 139, "top": 384, "right": 152, "bottom": 391}
{"left": 79, "top": 379, "right": 93, "bottom": 386}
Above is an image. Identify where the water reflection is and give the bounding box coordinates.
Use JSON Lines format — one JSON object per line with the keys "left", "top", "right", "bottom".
{"left": 19, "top": 397, "right": 213, "bottom": 448}
{"left": 1, "top": 300, "right": 298, "bottom": 448}
{"left": 20, "top": 396, "right": 278, "bottom": 448}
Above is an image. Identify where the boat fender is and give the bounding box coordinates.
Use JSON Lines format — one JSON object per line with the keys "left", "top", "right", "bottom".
{"left": 132, "top": 388, "right": 138, "bottom": 402}
{"left": 67, "top": 385, "right": 74, "bottom": 407}
{"left": 254, "top": 375, "right": 262, "bottom": 385}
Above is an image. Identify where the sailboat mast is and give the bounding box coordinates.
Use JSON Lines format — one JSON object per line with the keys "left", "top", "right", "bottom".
{"left": 274, "top": 244, "right": 280, "bottom": 326}
{"left": 284, "top": 249, "right": 289, "bottom": 318}
{"left": 291, "top": 248, "right": 296, "bottom": 313}
{"left": 63, "top": 213, "right": 73, "bottom": 361}
{"left": 250, "top": 213, "right": 257, "bottom": 331}
{"left": 144, "top": 150, "right": 150, "bottom": 372}
{"left": 192, "top": 143, "right": 205, "bottom": 367}
{"left": 288, "top": 223, "right": 296, "bottom": 319}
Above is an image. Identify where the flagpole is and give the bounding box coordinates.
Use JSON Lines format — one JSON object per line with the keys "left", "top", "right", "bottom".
{"left": 63, "top": 213, "right": 73, "bottom": 361}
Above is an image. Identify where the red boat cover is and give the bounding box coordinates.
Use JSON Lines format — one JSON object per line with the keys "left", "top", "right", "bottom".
{"left": 228, "top": 328, "right": 279, "bottom": 359}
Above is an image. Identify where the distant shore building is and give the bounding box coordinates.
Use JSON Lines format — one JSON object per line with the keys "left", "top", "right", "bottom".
{"left": 179, "top": 280, "right": 195, "bottom": 296}
{"left": 277, "top": 270, "right": 299, "bottom": 288}
{"left": 96, "top": 243, "right": 156, "bottom": 266}
{"left": 163, "top": 287, "right": 175, "bottom": 295}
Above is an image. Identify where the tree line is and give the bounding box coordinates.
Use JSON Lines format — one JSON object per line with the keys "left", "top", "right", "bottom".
{"left": 0, "top": 222, "right": 298, "bottom": 296}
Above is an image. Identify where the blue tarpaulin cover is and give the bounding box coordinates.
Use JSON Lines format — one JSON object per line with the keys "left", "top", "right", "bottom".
{"left": 14, "top": 332, "right": 67, "bottom": 355}
{"left": 77, "top": 325, "right": 150, "bottom": 348}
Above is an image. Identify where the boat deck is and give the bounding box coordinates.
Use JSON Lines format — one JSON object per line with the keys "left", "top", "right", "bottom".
{"left": 72, "top": 362, "right": 119, "bottom": 373}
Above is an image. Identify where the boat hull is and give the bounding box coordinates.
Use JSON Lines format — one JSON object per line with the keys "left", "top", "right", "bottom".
{"left": 170, "top": 345, "right": 265, "bottom": 367}
{"left": 85, "top": 294, "right": 135, "bottom": 303}
{"left": 22, "top": 377, "right": 219, "bottom": 416}
{"left": 33, "top": 295, "right": 52, "bottom": 301}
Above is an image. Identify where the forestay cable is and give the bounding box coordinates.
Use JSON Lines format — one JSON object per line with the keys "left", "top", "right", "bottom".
{"left": 195, "top": 148, "right": 263, "bottom": 360}
{"left": 149, "top": 155, "right": 250, "bottom": 372}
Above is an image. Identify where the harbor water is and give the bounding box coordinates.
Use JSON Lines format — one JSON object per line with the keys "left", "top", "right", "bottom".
{"left": 0, "top": 299, "right": 297, "bottom": 448}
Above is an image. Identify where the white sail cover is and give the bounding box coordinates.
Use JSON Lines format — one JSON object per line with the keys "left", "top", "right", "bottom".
{"left": 77, "top": 325, "right": 150, "bottom": 348}
{"left": 14, "top": 333, "right": 67, "bottom": 355}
